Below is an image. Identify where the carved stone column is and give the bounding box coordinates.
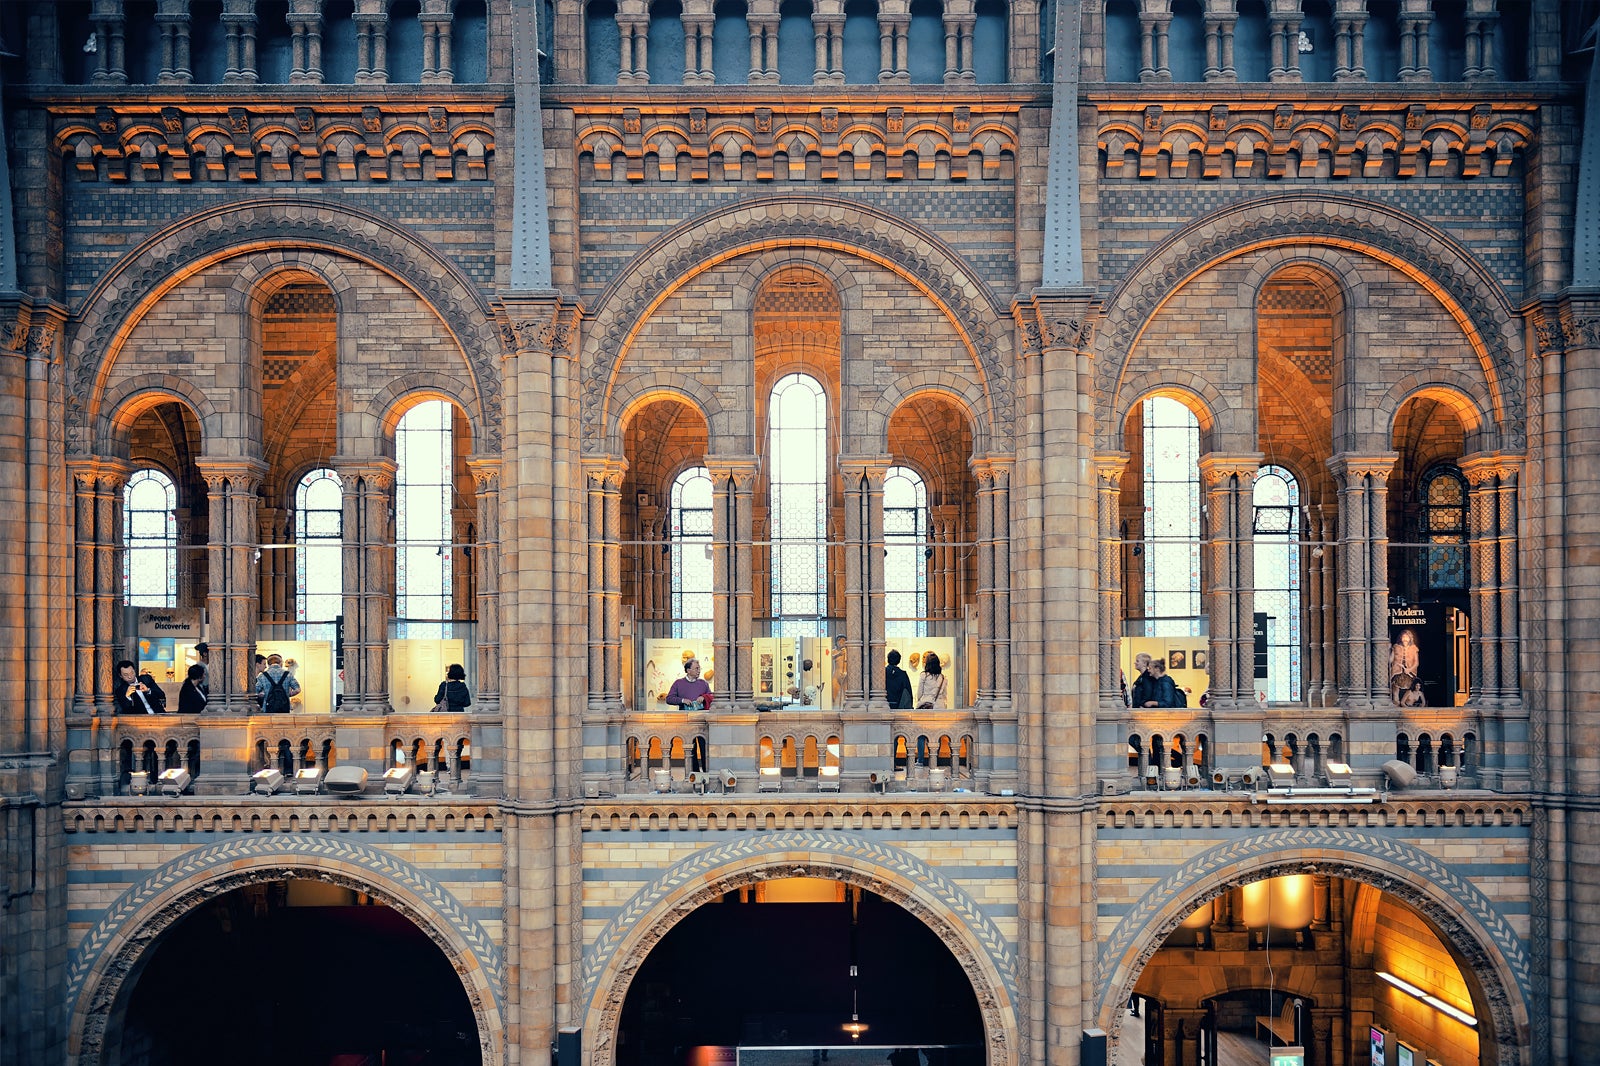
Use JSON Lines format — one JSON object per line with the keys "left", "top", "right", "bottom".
{"left": 1463, "top": 0, "right": 1498, "bottom": 80}
{"left": 707, "top": 456, "right": 758, "bottom": 707}
{"left": 70, "top": 459, "right": 129, "bottom": 715}
{"left": 221, "top": 0, "right": 259, "bottom": 83}
{"left": 748, "top": 13, "right": 779, "bottom": 83}
{"left": 583, "top": 455, "right": 627, "bottom": 713}
{"left": 90, "top": 0, "right": 129, "bottom": 83}
{"left": 1268, "top": 0, "right": 1303, "bottom": 81}
{"left": 1139, "top": 9, "right": 1172, "bottom": 81}
{"left": 196, "top": 459, "right": 265, "bottom": 713}
{"left": 335, "top": 458, "right": 395, "bottom": 713}
{"left": 257, "top": 505, "right": 289, "bottom": 625}
{"left": 422, "top": 0, "right": 456, "bottom": 83}
{"left": 1333, "top": 0, "right": 1368, "bottom": 80}
{"left": 840, "top": 455, "right": 890, "bottom": 707}
{"left": 1461, "top": 453, "right": 1522, "bottom": 704}
{"left": 973, "top": 456, "right": 1012, "bottom": 711}
{"left": 878, "top": 15, "right": 909, "bottom": 82}
{"left": 1199, "top": 454, "right": 1260, "bottom": 710}
{"left": 1203, "top": 3, "right": 1238, "bottom": 81}
{"left": 467, "top": 457, "right": 501, "bottom": 714}
{"left": 684, "top": 16, "right": 715, "bottom": 83}
{"left": 1398, "top": 0, "right": 1433, "bottom": 81}
{"left": 813, "top": 14, "right": 843, "bottom": 84}
{"left": 1096, "top": 453, "right": 1131, "bottom": 709}
{"left": 1329, "top": 453, "right": 1398, "bottom": 707}
{"left": 156, "top": 0, "right": 194, "bottom": 83}
{"left": 354, "top": 2, "right": 389, "bottom": 83}
{"left": 289, "top": 0, "right": 325, "bottom": 82}
{"left": 1306, "top": 502, "right": 1337, "bottom": 707}
{"left": 943, "top": 13, "right": 975, "bottom": 84}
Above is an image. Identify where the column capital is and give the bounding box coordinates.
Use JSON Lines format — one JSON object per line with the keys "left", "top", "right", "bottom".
{"left": 194, "top": 456, "right": 267, "bottom": 494}
{"left": 466, "top": 455, "right": 502, "bottom": 492}
{"left": 1012, "top": 290, "right": 1100, "bottom": 358}
{"left": 837, "top": 453, "right": 894, "bottom": 484}
{"left": 68, "top": 455, "right": 134, "bottom": 491}
{"left": 1197, "top": 451, "right": 1263, "bottom": 486}
{"left": 1093, "top": 451, "right": 1132, "bottom": 485}
{"left": 331, "top": 455, "right": 397, "bottom": 490}
{"left": 495, "top": 294, "right": 581, "bottom": 360}
{"left": 1555, "top": 293, "right": 1600, "bottom": 351}
{"left": 705, "top": 453, "right": 761, "bottom": 487}
{"left": 1327, "top": 451, "right": 1399, "bottom": 485}
{"left": 970, "top": 454, "right": 1014, "bottom": 484}
{"left": 1458, "top": 450, "right": 1524, "bottom": 485}
{"left": 581, "top": 453, "right": 629, "bottom": 489}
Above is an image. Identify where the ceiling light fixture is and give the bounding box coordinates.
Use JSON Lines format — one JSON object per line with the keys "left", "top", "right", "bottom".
{"left": 1375, "top": 970, "right": 1478, "bottom": 1028}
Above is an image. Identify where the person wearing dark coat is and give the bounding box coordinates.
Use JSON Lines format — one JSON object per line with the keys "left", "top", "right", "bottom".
{"left": 177, "top": 663, "right": 208, "bottom": 714}
{"left": 113, "top": 659, "right": 167, "bottom": 715}
{"left": 434, "top": 662, "right": 473, "bottom": 711}
{"left": 885, "top": 649, "right": 914, "bottom": 710}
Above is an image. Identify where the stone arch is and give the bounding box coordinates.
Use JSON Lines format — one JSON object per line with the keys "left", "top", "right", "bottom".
{"left": 581, "top": 830, "right": 1019, "bottom": 1066}
{"left": 371, "top": 374, "right": 486, "bottom": 451}
{"left": 1382, "top": 377, "right": 1492, "bottom": 443}
{"left": 1114, "top": 380, "right": 1221, "bottom": 452}
{"left": 66, "top": 835, "right": 504, "bottom": 1066}
{"left": 1096, "top": 193, "right": 1524, "bottom": 451}
{"left": 1095, "top": 829, "right": 1531, "bottom": 1066}
{"left": 97, "top": 381, "right": 217, "bottom": 459}
{"left": 868, "top": 374, "right": 992, "bottom": 458}
{"left": 608, "top": 379, "right": 723, "bottom": 456}
{"left": 224, "top": 254, "right": 364, "bottom": 321}
{"left": 581, "top": 196, "right": 1015, "bottom": 454}
{"left": 66, "top": 198, "right": 503, "bottom": 454}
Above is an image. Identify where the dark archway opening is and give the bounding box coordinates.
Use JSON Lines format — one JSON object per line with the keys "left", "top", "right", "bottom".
{"left": 616, "top": 881, "right": 983, "bottom": 1066}
{"left": 115, "top": 878, "right": 481, "bottom": 1066}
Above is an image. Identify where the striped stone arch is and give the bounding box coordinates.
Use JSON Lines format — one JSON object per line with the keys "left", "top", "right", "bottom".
{"left": 65, "top": 835, "right": 505, "bottom": 1066}
{"left": 1095, "top": 828, "right": 1531, "bottom": 1066}
{"left": 579, "top": 195, "right": 1016, "bottom": 454}
{"left": 1093, "top": 192, "right": 1525, "bottom": 452}
{"left": 63, "top": 197, "right": 504, "bottom": 453}
{"left": 581, "top": 830, "right": 1019, "bottom": 1066}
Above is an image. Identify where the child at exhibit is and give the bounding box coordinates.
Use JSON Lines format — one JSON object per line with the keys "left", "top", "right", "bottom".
{"left": 434, "top": 662, "right": 473, "bottom": 712}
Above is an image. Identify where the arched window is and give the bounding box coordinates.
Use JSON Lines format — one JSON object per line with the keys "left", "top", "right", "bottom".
{"left": 124, "top": 468, "right": 178, "bottom": 607}
{"left": 1141, "top": 397, "right": 1201, "bottom": 635}
{"left": 670, "top": 466, "right": 714, "bottom": 639}
{"left": 1422, "top": 466, "right": 1467, "bottom": 591}
{"left": 396, "top": 401, "right": 455, "bottom": 636}
{"left": 295, "top": 469, "right": 343, "bottom": 641}
{"left": 883, "top": 466, "right": 928, "bottom": 638}
{"left": 769, "top": 374, "right": 828, "bottom": 636}
{"left": 1253, "top": 464, "right": 1302, "bottom": 702}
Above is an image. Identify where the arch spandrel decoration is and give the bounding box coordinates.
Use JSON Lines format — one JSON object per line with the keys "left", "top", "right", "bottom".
{"left": 579, "top": 196, "right": 1016, "bottom": 453}
{"left": 64, "top": 198, "right": 504, "bottom": 453}
{"left": 581, "top": 830, "right": 1019, "bottom": 1066}
{"left": 1097, "top": 828, "right": 1531, "bottom": 1066}
{"left": 1094, "top": 193, "right": 1526, "bottom": 451}
{"left": 66, "top": 835, "right": 504, "bottom": 1066}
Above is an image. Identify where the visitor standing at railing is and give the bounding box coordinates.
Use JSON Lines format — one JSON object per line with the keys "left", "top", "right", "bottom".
{"left": 177, "top": 663, "right": 207, "bottom": 714}
{"left": 916, "top": 652, "right": 948, "bottom": 710}
{"left": 114, "top": 660, "right": 167, "bottom": 715}
{"left": 434, "top": 663, "right": 473, "bottom": 712}
{"left": 885, "top": 649, "right": 914, "bottom": 710}
{"left": 666, "top": 657, "right": 712, "bottom": 710}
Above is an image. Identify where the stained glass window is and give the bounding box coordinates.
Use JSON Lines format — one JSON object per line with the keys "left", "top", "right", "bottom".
{"left": 1422, "top": 466, "right": 1467, "bottom": 590}
{"left": 1253, "top": 465, "right": 1302, "bottom": 702}
{"left": 769, "top": 373, "right": 828, "bottom": 637}
{"left": 884, "top": 465, "right": 928, "bottom": 640}
{"left": 670, "top": 466, "right": 714, "bottom": 640}
{"left": 123, "top": 468, "right": 178, "bottom": 607}
{"left": 295, "top": 468, "right": 343, "bottom": 642}
{"left": 1141, "top": 397, "right": 1201, "bottom": 636}
{"left": 396, "top": 400, "right": 454, "bottom": 637}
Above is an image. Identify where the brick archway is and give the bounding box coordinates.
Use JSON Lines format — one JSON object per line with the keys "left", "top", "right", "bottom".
{"left": 582, "top": 831, "right": 1019, "bottom": 1066}
{"left": 1096, "top": 830, "right": 1531, "bottom": 1066}
{"left": 66, "top": 835, "right": 504, "bottom": 1066}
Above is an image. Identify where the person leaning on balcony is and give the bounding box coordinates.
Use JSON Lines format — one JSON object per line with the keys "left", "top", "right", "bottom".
{"left": 433, "top": 662, "right": 473, "bottom": 712}
{"left": 177, "top": 663, "right": 208, "bottom": 714}
{"left": 916, "top": 652, "right": 948, "bottom": 710}
{"left": 666, "top": 657, "right": 712, "bottom": 710}
{"left": 114, "top": 660, "right": 167, "bottom": 715}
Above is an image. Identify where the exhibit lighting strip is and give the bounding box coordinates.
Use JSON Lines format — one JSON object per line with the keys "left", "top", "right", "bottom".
{"left": 1375, "top": 971, "right": 1478, "bottom": 1028}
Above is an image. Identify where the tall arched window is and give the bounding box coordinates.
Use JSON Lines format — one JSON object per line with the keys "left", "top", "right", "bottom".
{"left": 883, "top": 465, "right": 928, "bottom": 639}
{"left": 1253, "top": 464, "right": 1302, "bottom": 702}
{"left": 295, "top": 469, "right": 343, "bottom": 641}
{"left": 1141, "top": 397, "right": 1201, "bottom": 635}
{"left": 769, "top": 373, "right": 827, "bottom": 636}
{"left": 670, "top": 466, "right": 714, "bottom": 639}
{"left": 396, "top": 401, "right": 455, "bottom": 636}
{"left": 124, "top": 468, "right": 178, "bottom": 607}
{"left": 1422, "top": 466, "right": 1467, "bottom": 591}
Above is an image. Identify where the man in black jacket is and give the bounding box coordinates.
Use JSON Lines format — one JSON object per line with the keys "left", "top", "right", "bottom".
{"left": 113, "top": 659, "right": 167, "bottom": 715}
{"left": 885, "top": 649, "right": 913, "bottom": 709}
{"left": 1129, "top": 652, "right": 1159, "bottom": 708}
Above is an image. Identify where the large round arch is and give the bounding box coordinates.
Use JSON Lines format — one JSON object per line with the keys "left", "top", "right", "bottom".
{"left": 65, "top": 835, "right": 505, "bottom": 1066}
{"left": 1095, "top": 829, "right": 1532, "bottom": 1066}
{"left": 582, "top": 830, "right": 1020, "bottom": 1066}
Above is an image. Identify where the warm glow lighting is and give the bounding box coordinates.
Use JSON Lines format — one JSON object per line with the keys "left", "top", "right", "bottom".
{"left": 841, "top": 1018, "right": 869, "bottom": 1039}
{"left": 1376, "top": 971, "right": 1478, "bottom": 1028}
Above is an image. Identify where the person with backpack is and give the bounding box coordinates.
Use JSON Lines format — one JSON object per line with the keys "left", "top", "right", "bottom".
{"left": 1147, "top": 658, "right": 1179, "bottom": 708}
{"left": 254, "top": 652, "right": 301, "bottom": 713}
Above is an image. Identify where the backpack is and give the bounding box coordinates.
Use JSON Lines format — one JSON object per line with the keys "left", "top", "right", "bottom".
{"left": 1172, "top": 682, "right": 1188, "bottom": 708}
{"left": 263, "top": 672, "right": 292, "bottom": 714}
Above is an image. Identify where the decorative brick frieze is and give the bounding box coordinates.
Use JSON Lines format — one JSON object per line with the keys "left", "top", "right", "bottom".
{"left": 1096, "top": 99, "right": 1536, "bottom": 181}
{"left": 53, "top": 102, "right": 497, "bottom": 184}
{"left": 573, "top": 102, "right": 1021, "bottom": 183}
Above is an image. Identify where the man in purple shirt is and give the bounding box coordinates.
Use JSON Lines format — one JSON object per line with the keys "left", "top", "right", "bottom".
{"left": 666, "top": 658, "right": 712, "bottom": 709}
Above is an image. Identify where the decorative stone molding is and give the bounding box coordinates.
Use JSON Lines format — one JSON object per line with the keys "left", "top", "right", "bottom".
{"left": 62, "top": 800, "right": 500, "bottom": 834}
{"left": 1096, "top": 100, "right": 1534, "bottom": 181}
{"left": 575, "top": 103, "right": 1019, "bottom": 183}
{"left": 1095, "top": 829, "right": 1530, "bottom": 1066}
{"left": 581, "top": 831, "right": 1017, "bottom": 1066}
{"left": 66, "top": 835, "right": 504, "bottom": 1065}
{"left": 1095, "top": 193, "right": 1524, "bottom": 450}
{"left": 1096, "top": 795, "right": 1531, "bottom": 830}
{"left": 581, "top": 197, "right": 1014, "bottom": 451}
{"left": 65, "top": 199, "right": 504, "bottom": 452}
{"left": 53, "top": 102, "right": 496, "bottom": 183}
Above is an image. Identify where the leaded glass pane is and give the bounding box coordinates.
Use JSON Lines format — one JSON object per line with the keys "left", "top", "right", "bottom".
{"left": 295, "top": 468, "right": 343, "bottom": 638}
{"left": 1141, "top": 397, "right": 1201, "bottom": 635}
{"left": 1252, "top": 465, "right": 1301, "bottom": 702}
{"left": 670, "top": 467, "right": 714, "bottom": 638}
{"left": 883, "top": 466, "right": 928, "bottom": 637}
{"left": 123, "top": 469, "right": 177, "bottom": 607}
{"left": 1423, "top": 467, "right": 1467, "bottom": 591}
{"left": 769, "top": 374, "right": 828, "bottom": 637}
{"left": 395, "top": 401, "right": 455, "bottom": 634}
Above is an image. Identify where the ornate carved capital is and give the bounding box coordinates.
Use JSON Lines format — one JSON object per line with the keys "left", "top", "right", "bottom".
{"left": 1327, "top": 452, "right": 1399, "bottom": 487}
{"left": 705, "top": 454, "right": 762, "bottom": 489}
{"left": 331, "top": 456, "right": 397, "bottom": 493}
{"left": 1459, "top": 451, "right": 1524, "bottom": 487}
{"left": 1197, "top": 453, "right": 1264, "bottom": 487}
{"left": 970, "top": 455, "right": 1014, "bottom": 488}
{"left": 582, "top": 455, "right": 630, "bottom": 490}
{"left": 1094, "top": 451, "right": 1133, "bottom": 487}
{"left": 499, "top": 297, "right": 580, "bottom": 360}
{"left": 1527, "top": 302, "right": 1566, "bottom": 358}
{"left": 466, "top": 456, "right": 502, "bottom": 494}
{"left": 69, "top": 456, "right": 134, "bottom": 495}
{"left": 1013, "top": 293, "right": 1100, "bottom": 356}
{"left": 836, "top": 454, "right": 894, "bottom": 487}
